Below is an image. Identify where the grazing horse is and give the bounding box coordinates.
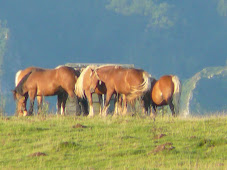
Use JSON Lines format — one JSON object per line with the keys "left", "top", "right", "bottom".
{"left": 90, "top": 65, "right": 151, "bottom": 116}
{"left": 12, "top": 66, "right": 80, "bottom": 116}
{"left": 145, "top": 75, "right": 181, "bottom": 117}
{"left": 75, "top": 65, "right": 108, "bottom": 117}
{"left": 15, "top": 67, "right": 44, "bottom": 116}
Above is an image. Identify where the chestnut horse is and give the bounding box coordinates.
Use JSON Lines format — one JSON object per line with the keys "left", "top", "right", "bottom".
{"left": 145, "top": 75, "right": 181, "bottom": 117}
{"left": 90, "top": 65, "right": 151, "bottom": 116}
{"left": 13, "top": 66, "right": 79, "bottom": 116}
{"left": 75, "top": 65, "right": 108, "bottom": 117}
{"left": 15, "top": 67, "right": 44, "bottom": 116}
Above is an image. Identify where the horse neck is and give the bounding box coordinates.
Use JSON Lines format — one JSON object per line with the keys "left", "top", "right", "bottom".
{"left": 96, "top": 68, "right": 109, "bottom": 82}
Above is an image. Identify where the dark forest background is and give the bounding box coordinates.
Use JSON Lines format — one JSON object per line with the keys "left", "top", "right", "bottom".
{"left": 0, "top": 0, "right": 226, "bottom": 115}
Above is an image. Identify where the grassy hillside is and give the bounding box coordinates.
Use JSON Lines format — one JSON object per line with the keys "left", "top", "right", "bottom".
{"left": 0, "top": 114, "right": 226, "bottom": 169}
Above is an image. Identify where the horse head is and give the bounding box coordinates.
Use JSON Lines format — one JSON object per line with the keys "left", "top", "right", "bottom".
{"left": 90, "top": 68, "right": 100, "bottom": 93}
{"left": 12, "top": 89, "right": 28, "bottom": 116}
{"left": 12, "top": 89, "right": 18, "bottom": 100}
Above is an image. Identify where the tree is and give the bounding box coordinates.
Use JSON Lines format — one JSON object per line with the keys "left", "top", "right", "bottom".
{"left": 0, "top": 20, "right": 9, "bottom": 113}
{"left": 217, "top": 0, "right": 227, "bottom": 16}
{"left": 105, "top": 0, "right": 176, "bottom": 30}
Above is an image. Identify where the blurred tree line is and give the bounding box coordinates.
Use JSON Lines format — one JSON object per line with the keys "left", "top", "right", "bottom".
{"left": 0, "top": 20, "right": 9, "bottom": 113}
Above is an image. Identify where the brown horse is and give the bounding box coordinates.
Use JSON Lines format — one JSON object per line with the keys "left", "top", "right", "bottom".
{"left": 75, "top": 65, "right": 108, "bottom": 117}
{"left": 144, "top": 75, "right": 181, "bottom": 117}
{"left": 15, "top": 67, "right": 44, "bottom": 116}
{"left": 90, "top": 65, "right": 151, "bottom": 116}
{"left": 13, "top": 66, "right": 80, "bottom": 116}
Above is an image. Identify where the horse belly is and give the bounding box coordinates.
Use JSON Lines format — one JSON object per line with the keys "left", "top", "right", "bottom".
{"left": 37, "top": 83, "right": 60, "bottom": 96}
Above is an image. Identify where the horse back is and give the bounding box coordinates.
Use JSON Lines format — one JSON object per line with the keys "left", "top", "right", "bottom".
{"left": 15, "top": 67, "right": 44, "bottom": 86}
{"left": 56, "top": 66, "right": 78, "bottom": 89}
{"left": 125, "top": 68, "right": 145, "bottom": 84}
{"left": 112, "top": 68, "right": 147, "bottom": 94}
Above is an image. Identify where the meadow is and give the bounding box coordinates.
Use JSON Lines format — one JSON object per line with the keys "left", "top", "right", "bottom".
{"left": 0, "top": 113, "right": 226, "bottom": 169}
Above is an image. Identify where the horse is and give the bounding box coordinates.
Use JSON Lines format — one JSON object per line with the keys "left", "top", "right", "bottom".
{"left": 143, "top": 75, "right": 181, "bottom": 118}
{"left": 15, "top": 67, "right": 45, "bottom": 116}
{"left": 90, "top": 65, "right": 151, "bottom": 116}
{"left": 12, "top": 66, "right": 80, "bottom": 116}
{"left": 75, "top": 65, "right": 109, "bottom": 117}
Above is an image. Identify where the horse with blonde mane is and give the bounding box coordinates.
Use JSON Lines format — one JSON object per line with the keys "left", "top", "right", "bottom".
{"left": 75, "top": 65, "right": 109, "bottom": 117}
{"left": 13, "top": 66, "right": 80, "bottom": 116}
{"left": 90, "top": 65, "right": 151, "bottom": 116}
{"left": 144, "top": 75, "right": 181, "bottom": 118}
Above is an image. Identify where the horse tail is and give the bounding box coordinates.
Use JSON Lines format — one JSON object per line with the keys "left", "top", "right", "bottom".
{"left": 14, "top": 71, "right": 32, "bottom": 96}
{"left": 75, "top": 66, "right": 91, "bottom": 98}
{"left": 127, "top": 71, "right": 151, "bottom": 102}
{"left": 171, "top": 75, "right": 181, "bottom": 115}
{"left": 15, "top": 70, "right": 22, "bottom": 86}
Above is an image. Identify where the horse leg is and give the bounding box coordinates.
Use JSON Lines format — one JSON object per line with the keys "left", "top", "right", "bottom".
{"left": 61, "top": 92, "right": 68, "bottom": 116}
{"left": 98, "top": 94, "right": 103, "bottom": 115}
{"left": 37, "top": 96, "right": 43, "bottom": 115}
{"left": 79, "top": 97, "right": 89, "bottom": 116}
{"left": 113, "top": 93, "right": 121, "bottom": 116}
{"left": 122, "top": 94, "right": 127, "bottom": 115}
{"left": 102, "top": 90, "right": 114, "bottom": 117}
{"left": 28, "top": 100, "right": 35, "bottom": 116}
{"left": 57, "top": 94, "right": 63, "bottom": 115}
{"left": 23, "top": 94, "right": 29, "bottom": 116}
{"left": 168, "top": 99, "right": 175, "bottom": 117}
{"left": 141, "top": 93, "right": 151, "bottom": 115}
{"left": 85, "top": 90, "right": 94, "bottom": 117}
{"left": 150, "top": 104, "right": 157, "bottom": 120}
{"left": 28, "top": 90, "right": 36, "bottom": 116}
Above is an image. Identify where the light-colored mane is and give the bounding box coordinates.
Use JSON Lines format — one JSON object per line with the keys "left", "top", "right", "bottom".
{"left": 55, "top": 65, "right": 64, "bottom": 69}
{"left": 96, "top": 64, "right": 121, "bottom": 70}
{"left": 15, "top": 70, "right": 22, "bottom": 86}
{"left": 75, "top": 65, "right": 96, "bottom": 98}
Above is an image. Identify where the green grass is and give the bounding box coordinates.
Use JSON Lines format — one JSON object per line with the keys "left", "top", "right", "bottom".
{"left": 0, "top": 114, "right": 226, "bottom": 169}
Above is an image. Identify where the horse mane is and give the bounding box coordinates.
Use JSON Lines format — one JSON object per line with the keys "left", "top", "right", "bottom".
{"left": 14, "top": 71, "right": 33, "bottom": 96}
{"left": 127, "top": 71, "right": 152, "bottom": 102}
{"left": 15, "top": 70, "right": 22, "bottom": 86}
{"left": 96, "top": 64, "right": 121, "bottom": 70}
{"left": 75, "top": 65, "right": 96, "bottom": 98}
{"left": 171, "top": 75, "right": 181, "bottom": 114}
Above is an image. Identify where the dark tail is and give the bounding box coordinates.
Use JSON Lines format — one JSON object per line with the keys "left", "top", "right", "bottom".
{"left": 13, "top": 71, "right": 32, "bottom": 97}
